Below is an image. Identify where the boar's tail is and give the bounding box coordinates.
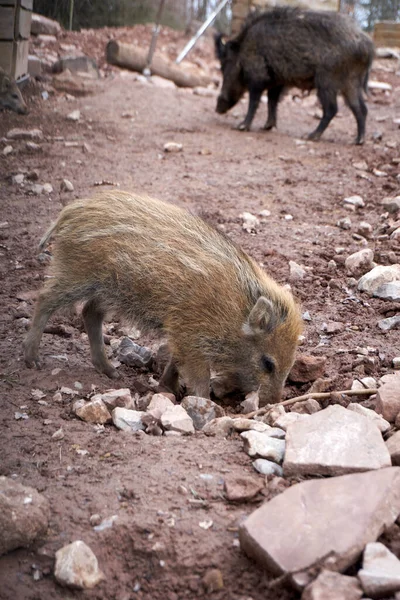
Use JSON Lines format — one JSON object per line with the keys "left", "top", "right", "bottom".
{"left": 38, "top": 221, "right": 59, "bottom": 251}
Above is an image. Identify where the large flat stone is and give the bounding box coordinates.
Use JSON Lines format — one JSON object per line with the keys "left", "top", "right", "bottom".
{"left": 283, "top": 405, "right": 391, "bottom": 477}
{"left": 239, "top": 468, "right": 400, "bottom": 589}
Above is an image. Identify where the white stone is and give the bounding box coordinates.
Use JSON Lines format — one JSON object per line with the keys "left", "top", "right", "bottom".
{"left": 232, "top": 418, "right": 273, "bottom": 433}
{"left": 302, "top": 570, "right": 363, "bottom": 600}
{"left": 345, "top": 249, "right": 374, "bottom": 275}
{"left": 3, "top": 145, "right": 13, "bottom": 155}
{"left": 202, "top": 417, "right": 235, "bottom": 437}
{"left": 241, "top": 390, "right": 259, "bottom": 413}
{"left": 394, "top": 357, "right": 400, "bottom": 369}
{"left": 161, "top": 405, "right": 194, "bottom": 434}
{"left": 358, "top": 542, "right": 400, "bottom": 597}
{"left": 374, "top": 281, "right": 400, "bottom": 301}
{"left": 289, "top": 260, "right": 306, "bottom": 282}
{"left": 73, "top": 398, "right": 111, "bottom": 424}
{"left": 283, "top": 405, "right": 391, "bottom": 477}
{"left": 240, "top": 211, "right": 259, "bottom": 232}
{"left": 337, "top": 217, "right": 352, "bottom": 230}
{"left": 358, "top": 265, "right": 400, "bottom": 295}
{"left": 54, "top": 540, "right": 105, "bottom": 589}
{"left": 241, "top": 431, "right": 285, "bottom": 463}
{"left": 252, "top": 459, "right": 283, "bottom": 476}
{"left": 274, "top": 411, "right": 310, "bottom": 431}
{"left": 67, "top": 110, "right": 80, "bottom": 121}
{"left": 181, "top": 396, "right": 224, "bottom": 430}
{"left": 368, "top": 80, "right": 392, "bottom": 91}
{"left": 351, "top": 377, "right": 377, "bottom": 391}
{"left": 100, "top": 388, "right": 135, "bottom": 410}
{"left": 344, "top": 195, "right": 365, "bottom": 208}
{"left": 147, "top": 393, "right": 174, "bottom": 419}
{"left": 60, "top": 178, "right": 74, "bottom": 192}
{"left": 378, "top": 316, "right": 400, "bottom": 332}
{"left": 239, "top": 468, "right": 400, "bottom": 589}
{"left": 346, "top": 403, "right": 390, "bottom": 433}
{"left": 163, "top": 142, "right": 182, "bottom": 153}
{"left": 151, "top": 75, "right": 176, "bottom": 89}
{"left": 112, "top": 407, "right": 145, "bottom": 432}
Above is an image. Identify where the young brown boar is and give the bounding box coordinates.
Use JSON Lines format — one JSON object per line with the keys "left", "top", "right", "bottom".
{"left": 0, "top": 67, "right": 28, "bottom": 114}
{"left": 24, "top": 191, "right": 302, "bottom": 404}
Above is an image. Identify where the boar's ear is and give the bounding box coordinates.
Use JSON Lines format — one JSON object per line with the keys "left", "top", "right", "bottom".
{"left": 1, "top": 75, "right": 11, "bottom": 93}
{"left": 243, "top": 296, "right": 279, "bottom": 336}
{"left": 214, "top": 33, "right": 226, "bottom": 61}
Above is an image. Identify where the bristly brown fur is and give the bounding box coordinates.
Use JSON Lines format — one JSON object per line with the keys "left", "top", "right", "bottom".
{"left": 25, "top": 190, "right": 302, "bottom": 404}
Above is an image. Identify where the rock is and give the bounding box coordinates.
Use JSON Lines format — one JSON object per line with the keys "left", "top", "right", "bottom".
{"left": 53, "top": 56, "right": 99, "bottom": 78}
{"left": 283, "top": 405, "right": 391, "bottom": 477}
{"left": 203, "top": 568, "right": 224, "bottom": 593}
{"left": 394, "top": 357, "right": 400, "bottom": 370}
{"left": 43, "top": 183, "right": 53, "bottom": 194}
{"left": 3, "top": 145, "right": 13, "bottom": 156}
{"left": 7, "top": 128, "right": 43, "bottom": 140}
{"left": 302, "top": 570, "right": 363, "bottom": 600}
{"left": 67, "top": 109, "right": 81, "bottom": 121}
{"left": 378, "top": 316, "right": 400, "bottom": 332}
{"left": 0, "top": 477, "right": 49, "bottom": 556}
{"left": 347, "top": 403, "right": 390, "bottom": 434}
{"left": 54, "top": 540, "right": 105, "bottom": 589}
{"left": 117, "top": 337, "right": 153, "bottom": 368}
{"left": 73, "top": 398, "right": 111, "bottom": 424}
{"left": 163, "top": 142, "right": 183, "bottom": 153}
{"left": 358, "top": 542, "right": 400, "bottom": 597}
{"left": 60, "top": 179, "right": 74, "bottom": 192}
{"left": 376, "top": 374, "right": 400, "bottom": 422}
{"left": 337, "top": 217, "right": 352, "bottom": 230}
{"left": 351, "top": 376, "right": 377, "bottom": 391}
{"left": 323, "top": 321, "right": 345, "bottom": 334}
{"left": 290, "top": 399, "right": 321, "bottom": 414}
{"left": 181, "top": 396, "right": 224, "bottom": 430}
{"left": 202, "top": 416, "right": 235, "bottom": 437}
{"left": 99, "top": 388, "right": 135, "bottom": 410}
{"left": 289, "top": 355, "right": 327, "bottom": 383}
{"left": 358, "top": 265, "right": 400, "bottom": 295}
{"left": 265, "top": 404, "right": 286, "bottom": 425}
{"left": 112, "top": 407, "right": 145, "bottom": 432}
{"left": 28, "top": 55, "right": 42, "bottom": 77}
{"left": 345, "top": 249, "right": 374, "bottom": 276}
{"left": 241, "top": 390, "right": 259, "bottom": 413}
{"left": 147, "top": 393, "right": 174, "bottom": 419}
{"left": 241, "top": 431, "right": 285, "bottom": 463}
{"left": 252, "top": 458, "right": 283, "bottom": 476}
{"left": 382, "top": 197, "right": 400, "bottom": 214}
{"left": 274, "top": 411, "right": 309, "bottom": 430}
{"left": 232, "top": 418, "right": 273, "bottom": 433}
{"left": 344, "top": 195, "right": 365, "bottom": 208}
{"left": 239, "top": 467, "right": 400, "bottom": 589}
{"left": 368, "top": 80, "right": 392, "bottom": 91}
{"left": 31, "top": 13, "right": 62, "bottom": 36}
{"left": 161, "top": 405, "right": 194, "bottom": 434}
{"left": 224, "top": 475, "right": 264, "bottom": 502}
{"left": 240, "top": 211, "right": 259, "bottom": 232}
{"left": 289, "top": 260, "right": 306, "bottom": 282}
{"left": 151, "top": 75, "right": 176, "bottom": 89}
{"left": 12, "top": 173, "right": 24, "bottom": 185}
{"left": 391, "top": 228, "right": 400, "bottom": 240}
{"left": 387, "top": 431, "right": 400, "bottom": 465}
{"left": 26, "top": 141, "right": 41, "bottom": 152}
{"left": 373, "top": 281, "right": 400, "bottom": 301}
{"left": 353, "top": 160, "right": 368, "bottom": 171}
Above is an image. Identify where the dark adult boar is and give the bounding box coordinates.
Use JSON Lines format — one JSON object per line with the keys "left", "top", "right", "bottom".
{"left": 0, "top": 68, "right": 28, "bottom": 114}
{"left": 215, "top": 7, "right": 374, "bottom": 144}
{"left": 24, "top": 191, "right": 302, "bottom": 405}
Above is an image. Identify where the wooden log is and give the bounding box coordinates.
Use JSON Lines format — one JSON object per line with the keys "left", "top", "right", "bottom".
{"left": 106, "top": 40, "right": 211, "bottom": 88}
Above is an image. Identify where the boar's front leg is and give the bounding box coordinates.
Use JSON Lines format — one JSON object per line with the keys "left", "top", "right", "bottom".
{"left": 263, "top": 85, "right": 284, "bottom": 130}
{"left": 159, "top": 356, "right": 181, "bottom": 397}
{"left": 82, "top": 298, "right": 118, "bottom": 378}
{"left": 237, "top": 85, "right": 264, "bottom": 131}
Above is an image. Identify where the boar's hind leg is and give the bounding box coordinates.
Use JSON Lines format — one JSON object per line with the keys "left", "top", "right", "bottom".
{"left": 237, "top": 86, "right": 264, "bottom": 131}
{"left": 308, "top": 85, "right": 338, "bottom": 141}
{"left": 24, "top": 284, "right": 67, "bottom": 368}
{"left": 342, "top": 86, "right": 367, "bottom": 145}
{"left": 159, "top": 357, "right": 181, "bottom": 397}
{"left": 82, "top": 298, "right": 118, "bottom": 378}
{"left": 263, "top": 86, "right": 284, "bottom": 130}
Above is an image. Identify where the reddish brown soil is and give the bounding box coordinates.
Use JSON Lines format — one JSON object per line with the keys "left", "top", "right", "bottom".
{"left": 0, "top": 24, "right": 400, "bottom": 600}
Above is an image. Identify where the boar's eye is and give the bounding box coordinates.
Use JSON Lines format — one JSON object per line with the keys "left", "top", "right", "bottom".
{"left": 261, "top": 355, "right": 275, "bottom": 374}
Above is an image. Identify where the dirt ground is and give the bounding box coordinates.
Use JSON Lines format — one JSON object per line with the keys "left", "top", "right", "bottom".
{"left": 0, "top": 23, "right": 400, "bottom": 600}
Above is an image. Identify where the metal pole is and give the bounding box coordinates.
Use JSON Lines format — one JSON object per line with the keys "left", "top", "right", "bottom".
{"left": 176, "top": 0, "right": 230, "bottom": 65}
{"left": 143, "top": 0, "right": 166, "bottom": 76}
{"left": 69, "top": 0, "right": 74, "bottom": 31}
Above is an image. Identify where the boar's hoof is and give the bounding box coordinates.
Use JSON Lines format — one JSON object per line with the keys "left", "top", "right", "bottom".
{"left": 25, "top": 356, "right": 43, "bottom": 370}
{"left": 355, "top": 136, "right": 365, "bottom": 145}
{"left": 307, "top": 131, "right": 321, "bottom": 142}
{"left": 236, "top": 121, "right": 250, "bottom": 132}
{"left": 263, "top": 121, "right": 276, "bottom": 131}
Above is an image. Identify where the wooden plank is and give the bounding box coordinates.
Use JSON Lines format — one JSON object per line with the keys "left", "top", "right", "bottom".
{"left": 0, "top": 41, "right": 14, "bottom": 73}
{"left": 20, "top": 0, "right": 33, "bottom": 8}
{"left": 0, "top": 0, "right": 17, "bottom": 5}
{"left": 0, "top": 6, "right": 16, "bottom": 39}
{"left": 13, "top": 38, "right": 28, "bottom": 78}
{"left": 16, "top": 6, "right": 31, "bottom": 39}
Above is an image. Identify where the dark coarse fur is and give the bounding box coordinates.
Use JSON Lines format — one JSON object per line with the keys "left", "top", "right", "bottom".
{"left": 24, "top": 191, "right": 302, "bottom": 405}
{"left": 215, "top": 7, "right": 374, "bottom": 144}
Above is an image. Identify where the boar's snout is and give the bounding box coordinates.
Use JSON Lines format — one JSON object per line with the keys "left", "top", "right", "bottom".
{"left": 216, "top": 95, "right": 233, "bottom": 114}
